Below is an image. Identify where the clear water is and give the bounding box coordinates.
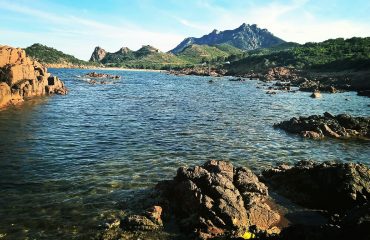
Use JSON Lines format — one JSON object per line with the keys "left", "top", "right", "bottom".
{"left": 0, "top": 69, "right": 369, "bottom": 239}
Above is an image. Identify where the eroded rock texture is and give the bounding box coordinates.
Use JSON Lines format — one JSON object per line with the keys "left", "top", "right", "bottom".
{"left": 0, "top": 45, "right": 67, "bottom": 108}
{"left": 156, "top": 160, "right": 280, "bottom": 239}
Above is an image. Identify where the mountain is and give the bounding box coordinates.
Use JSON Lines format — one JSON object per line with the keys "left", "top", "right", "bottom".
{"left": 25, "top": 43, "right": 96, "bottom": 68}
{"left": 227, "top": 37, "right": 370, "bottom": 74}
{"left": 171, "top": 23, "right": 285, "bottom": 54}
{"left": 176, "top": 44, "right": 243, "bottom": 64}
{"left": 89, "top": 45, "right": 189, "bottom": 69}
{"left": 90, "top": 46, "right": 107, "bottom": 62}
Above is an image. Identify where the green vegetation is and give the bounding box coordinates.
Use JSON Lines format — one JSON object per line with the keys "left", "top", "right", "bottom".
{"left": 176, "top": 44, "right": 242, "bottom": 64}
{"left": 95, "top": 44, "right": 243, "bottom": 70}
{"left": 25, "top": 43, "right": 96, "bottom": 66}
{"left": 228, "top": 37, "right": 370, "bottom": 74}
{"left": 100, "top": 46, "right": 190, "bottom": 69}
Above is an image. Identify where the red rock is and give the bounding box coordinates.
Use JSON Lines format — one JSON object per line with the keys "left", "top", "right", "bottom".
{"left": 0, "top": 45, "right": 67, "bottom": 109}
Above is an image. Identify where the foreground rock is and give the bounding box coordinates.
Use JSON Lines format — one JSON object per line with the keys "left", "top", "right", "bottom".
{"left": 263, "top": 160, "right": 370, "bottom": 211}
{"left": 113, "top": 160, "right": 281, "bottom": 240}
{"left": 156, "top": 160, "right": 281, "bottom": 239}
{"left": 0, "top": 45, "right": 67, "bottom": 108}
{"left": 274, "top": 112, "right": 370, "bottom": 140}
{"left": 263, "top": 160, "right": 370, "bottom": 240}
{"left": 85, "top": 72, "right": 121, "bottom": 79}
{"left": 98, "top": 160, "right": 370, "bottom": 240}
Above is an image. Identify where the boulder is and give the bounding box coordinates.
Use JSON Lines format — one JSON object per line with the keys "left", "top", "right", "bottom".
{"left": 310, "top": 91, "right": 321, "bottom": 98}
{"left": 0, "top": 45, "right": 67, "bottom": 108}
{"left": 262, "top": 160, "right": 370, "bottom": 212}
{"left": 156, "top": 160, "right": 281, "bottom": 239}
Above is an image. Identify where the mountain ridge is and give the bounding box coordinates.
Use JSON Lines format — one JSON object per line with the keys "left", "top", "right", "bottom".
{"left": 170, "top": 23, "right": 285, "bottom": 54}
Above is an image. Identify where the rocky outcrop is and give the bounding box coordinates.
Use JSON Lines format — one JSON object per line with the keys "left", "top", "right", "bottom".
{"left": 98, "top": 160, "right": 370, "bottom": 240}
{"left": 0, "top": 45, "right": 67, "bottom": 109}
{"left": 169, "top": 67, "right": 227, "bottom": 77}
{"left": 90, "top": 46, "right": 107, "bottom": 62}
{"left": 262, "top": 160, "right": 370, "bottom": 211}
{"left": 120, "top": 160, "right": 281, "bottom": 239}
{"left": 263, "top": 161, "right": 370, "bottom": 240}
{"left": 274, "top": 112, "right": 370, "bottom": 140}
{"left": 85, "top": 72, "right": 121, "bottom": 79}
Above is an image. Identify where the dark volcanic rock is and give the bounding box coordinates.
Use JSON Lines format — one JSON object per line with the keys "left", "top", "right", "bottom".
{"left": 262, "top": 160, "right": 370, "bottom": 212}
{"left": 274, "top": 113, "right": 370, "bottom": 140}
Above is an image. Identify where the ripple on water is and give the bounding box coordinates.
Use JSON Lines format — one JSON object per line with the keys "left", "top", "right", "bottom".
{"left": 0, "top": 69, "right": 369, "bottom": 238}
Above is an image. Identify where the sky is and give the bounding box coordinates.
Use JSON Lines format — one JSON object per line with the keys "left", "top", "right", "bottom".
{"left": 0, "top": 0, "right": 369, "bottom": 60}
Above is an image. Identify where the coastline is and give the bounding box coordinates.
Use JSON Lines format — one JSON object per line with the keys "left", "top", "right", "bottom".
{"left": 46, "top": 65, "right": 167, "bottom": 73}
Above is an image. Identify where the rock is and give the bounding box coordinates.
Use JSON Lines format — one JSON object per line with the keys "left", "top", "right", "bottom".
{"left": 310, "top": 91, "right": 321, "bottom": 98}
{"left": 145, "top": 206, "right": 163, "bottom": 226}
{"left": 84, "top": 72, "right": 121, "bottom": 79}
{"left": 157, "top": 160, "right": 281, "bottom": 239}
{"left": 274, "top": 113, "right": 369, "bottom": 140}
{"left": 0, "top": 45, "right": 67, "bottom": 109}
{"left": 262, "top": 161, "right": 370, "bottom": 212}
{"left": 261, "top": 67, "right": 298, "bottom": 82}
{"left": 301, "top": 131, "right": 324, "bottom": 140}
{"left": 169, "top": 67, "right": 226, "bottom": 77}
{"left": 358, "top": 90, "right": 370, "bottom": 97}
{"left": 90, "top": 46, "right": 107, "bottom": 62}
{"left": 121, "top": 214, "right": 162, "bottom": 231}
{"left": 342, "top": 203, "right": 370, "bottom": 239}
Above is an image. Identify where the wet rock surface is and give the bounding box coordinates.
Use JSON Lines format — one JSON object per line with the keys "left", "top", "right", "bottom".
{"left": 0, "top": 45, "right": 67, "bottom": 108}
{"left": 274, "top": 112, "right": 370, "bottom": 140}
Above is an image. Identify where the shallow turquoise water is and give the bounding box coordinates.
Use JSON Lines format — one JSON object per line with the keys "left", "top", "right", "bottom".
{"left": 0, "top": 69, "right": 369, "bottom": 239}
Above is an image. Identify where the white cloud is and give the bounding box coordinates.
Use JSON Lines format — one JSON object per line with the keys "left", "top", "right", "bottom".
{"left": 178, "top": 0, "right": 370, "bottom": 43}
{"left": 0, "top": 2, "right": 184, "bottom": 60}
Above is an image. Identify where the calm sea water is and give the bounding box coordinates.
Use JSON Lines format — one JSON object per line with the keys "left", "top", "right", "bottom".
{"left": 0, "top": 69, "right": 369, "bottom": 239}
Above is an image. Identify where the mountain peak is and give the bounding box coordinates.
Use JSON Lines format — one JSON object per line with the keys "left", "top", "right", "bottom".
{"left": 137, "top": 45, "right": 160, "bottom": 54}
{"left": 116, "top": 47, "right": 132, "bottom": 54}
{"left": 170, "top": 23, "right": 285, "bottom": 54}
{"left": 90, "top": 46, "right": 107, "bottom": 62}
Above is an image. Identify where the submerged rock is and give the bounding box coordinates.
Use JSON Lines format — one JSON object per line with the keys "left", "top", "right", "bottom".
{"left": 274, "top": 112, "right": 370, "bottom": 140}
{"left": 0, "top": 45, "right": 67, "bottom": 109}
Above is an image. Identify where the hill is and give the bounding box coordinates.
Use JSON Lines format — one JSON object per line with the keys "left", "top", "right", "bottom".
{"left": 25, "top": 43, "right": 96, "bottom": 68}
{"left": 171, "top": 23, "right": 285, "bottom": 54}
{"left": 176, "top": 44, "right": 244, "bottom": 64}
{"left": 90, "top": 45, "right": 190, "bottom": 69}
{"left": 227, "top": 37, "right": 370, "bottom": 74}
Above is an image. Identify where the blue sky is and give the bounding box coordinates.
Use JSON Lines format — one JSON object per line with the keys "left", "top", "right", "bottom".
{"left": 1, "top": 0, "right": 369, "bottom": 60}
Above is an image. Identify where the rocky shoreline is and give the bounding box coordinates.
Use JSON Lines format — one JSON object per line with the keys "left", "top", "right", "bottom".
{"left": 168, "top": 66, "right": 369, "bottom": 97}
{"left": 0, "top": 45, "right": 67, "bottom": 109}
{"left": 98, "top": 160, "right": 370, "bottom": 240}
